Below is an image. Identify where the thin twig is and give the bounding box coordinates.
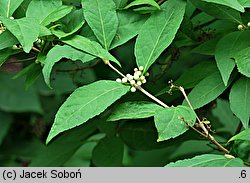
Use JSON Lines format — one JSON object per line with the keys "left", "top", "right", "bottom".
{"left": 32, "top": 46, "right": 41, "bottom": 53}
{"left": 178, "top": 86, "right": 229, "bottom": 154}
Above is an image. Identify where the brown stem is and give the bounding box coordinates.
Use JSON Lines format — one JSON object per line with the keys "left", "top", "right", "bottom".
{"left": 32, "top": 46, "right": 41, "bottom": 53}
{"left": 178, "top": 86, "right": 229, "bottom": 154}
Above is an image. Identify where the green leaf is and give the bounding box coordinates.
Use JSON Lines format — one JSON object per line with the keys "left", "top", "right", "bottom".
{"left": 92, "top": 137, "right": 124, "bottom": 166}
{"left": 124, "top": 0, "right": 160, "bottom": 10}
{"left": 229, "top": 77, "right": 250, "bottom": 129}
{"left": 0, "top": 73, "right": 42, "bottom": 113}
{"left": 110, "top": 10, "right": 148, "bottom": 49}
{"left": 183, "top": 72, "right": 232, "bottom": 109}
{"left": 239, "top": 0, "right": 250, "bottom": 7}
{"left": 119, "top": 120, "right": 169, "bottom": 150}
{"left": 42, "top": 45, "right": 95, "bottom": 88}
{"left": 215, "top": 31, "right": 250, "bottom": 86}
{"left": 114, "top": 0, "right": 129, "bottom": 9}
{"left": 82, "top": 0, "right": 118, "bottom": 50}
{"left": 0, "top": 112, "right": 12, "bottom": 145}
{"left": 2, "top": 17, "right": 40, "bottom": 53}
{"left": 62, "top": 35, "right": 121, "bottom": 66}
{"left": 190, "top": 0, "right": 242, "bottom": 24}
{"left": 46, "top": 80, "right": 130, "bottom": 143}
{"left": 41, "top": 5, "right": 73, "bottom": 26}
{"left": 0, "top": 48, "right": 12, "bottom": 66}
{"left": 229, "top": 128, "right": 250, "bottom": 142}
{"left": 0, "top": 0, "right": 24, "bottom": 17}
{"left": 26, "top": 0, "right": 62, "bottom": 23}
{"left": 30, "top": 119, "right": 98, "bottom": 166}
{"left": 202, "top": 0, "right": 244, "bottom": 12}
{"left": 165, "top": 154, "right": 245, "bottom": 167}
{"left": 51, "top": 9, "right": 85, "bottom": 38}
{"left": 0, "top": 30, "right": 19, "bottom": 50}
{"left": 234, "top": 47, "right": 250, "bottom": 78}
{"left": 135, "top": 0, "right": 186, "bottom": 73}
{"left": 154, "top": 105, "right": 196, "bottom": 142}
{"left": 175, "top": 61, "right": 218, "bottom": 89}
{"left": 107, "top": 101, "right": 163, "bottom": 121}
{"left": 191, "top": 38, "right": 220, "bottom": 56}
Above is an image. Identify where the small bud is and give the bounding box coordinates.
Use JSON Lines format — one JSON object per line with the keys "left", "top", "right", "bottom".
{"left": 248, "top": 22, "right": 250, "bottom": 27}
{"left": 9, "top": 16, "right": 14, "bottom": 20}
{"left": 139, "top": 66, "right": 144, "bottom": 71}
{"left": 133, "top": 74, "right": 139, "bottom": 80}
{"left": 238, "top": 24, "right": 244, "bottom": 30}
{"left": 36, "top": 38, "right": 42, "bottom": 44}
{"left": 116, "top": 78, "right": 122, "bottom": 83}
{"left": 12, "top": 45, "right": 18, "bottom": 50}
{"left": 130, "top": 87, "right": 136, "bottom": 92}
{"left": 140, "top": 76, "right": 145, "bottom": 80}
{"left": 0, "top": 30, "right": 2, "bottom": 34}
{"left": 142, "top": 79, "right": 146, "bottom": 84}
{"left": 134, "top": 68, "right": 138, "bottom": 72}
{"left": 122, "top": 77, "right": 128, "bottom": 83}
{"left": 224, "top": 154, "right": 235, "bottom": 159}
{"left": 145, "top": 72, "right": 150, "bottom": 76}
{"left": 130, "top": 80, "right": 136, "bottom": 85}
{"left": 137, "top": 81, "right": 142, "bottom": 86}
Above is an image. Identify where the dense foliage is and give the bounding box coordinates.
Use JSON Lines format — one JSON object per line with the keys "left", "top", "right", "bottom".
{"left": 0, "top": 0, "right": 250, "bottom": 167}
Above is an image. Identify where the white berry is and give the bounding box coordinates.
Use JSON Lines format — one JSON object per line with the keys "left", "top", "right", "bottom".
{"left": 142, "top": 79, "right": 146, "bottom": 84}
{"left": 139, "top": 66, "right": 144, "bottom": 71}
{"left": 130, "top": 87, "right": 136, "bottom": 92}
{"left": 145, "top": 72, "right": 150, "bottom": 76}
{"left": 248, "top": 22, "right": 250, "bottom": 27}
{"left": 134, "top": 68, "right": 138, "bottom": 72}
{"left": 140, "top": 76, "right": 145, "bottom": 80}
{"left": 136, "top": 71, "right": 142, "bottom": 76}
{"left": 0, "top": 30, "right": 2, "bottom": 34}
{"left": 137, "top": 81, "right": 142, "bottom": 86}
{"left": 10, "top": 16, "right": 14, "bottom": 20}
{"left": 12, "top": 45, "right": 18, "bottom": 50}
{"left": 238, "top": 24, "right": 244, "bottom": 30}
{"left": 133, "top": 74, "right": 139, "bottom": 80}
{"left": 122, "top": 77, "right": 128, "bottom": 83}
{"left": 126, "top": 74, "right": 133, "bottom": 80}
{"left": 130, "top": 80, "right": 136, "bottom": 85}
{"left": 116, "top": 78, "right": 122, "bottom": 83}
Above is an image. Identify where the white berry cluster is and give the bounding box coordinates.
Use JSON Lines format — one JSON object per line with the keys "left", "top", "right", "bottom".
{"left": 238, "top": 22, "right": 250, "bottom": 30}
{"left": 116, "top": 66, "right": 149, "bottom": 92}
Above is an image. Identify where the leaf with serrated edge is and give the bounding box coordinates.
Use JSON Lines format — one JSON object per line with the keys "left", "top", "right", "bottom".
{"left": 215, "top": 31, "right": 250, "bottom": 86}
{"left": 82, "top": 0, "right": 118, "bottom": 50}
{"left": 228, "top": 128, "right": 250, "bottom": 142}
{"left": 165, "top": 154, "right": 245, "bottom": 167}
{"left": 62, "top": 35, "right": 121, "bottom": 66}
{"left": 46, "top": 80, "right": 129, "bottom": 143}
{"left": 107, "top": 101, "right": 163, "bottom": 121}
{"left": 183, "top": 72, "right": 233, "bottom": 109}
{"left": 229, "top": 77, "right": 250, "bottom": 129}
{"left": 2, "top": 17, "right": 40, "bottom": 53}
{"left": 154, "top": 105, "right": 196, "bottom": 142}
{"left": 42, "top": 45, "right": 95, "bottom": 88}
{"left": 202, "top": 0, "right": 244, "bottom": 12}
{"left": 234, "top": 47, "right": 250, "bottom": 78}
{"left": 135, "top": 0, "right": 186, "bottom": 73}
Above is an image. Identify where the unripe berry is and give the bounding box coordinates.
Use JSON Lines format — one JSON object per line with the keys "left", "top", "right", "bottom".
{"left": 12, "top": 45, "right": 18, "bottom": 50}
{"left": 10, "top": 16, "right": 14, "bottom": 20}
{"left": 122, "top": 77, "right": 127, "bottom": 83}
{"left": 136, "top": 71, "right": 142, "bottom": 76}
{"left": 140, "top": 76, "right": 145, "bottom": 80}
{"left": 145, "top": 72, "right": 150, "bottom": 76}
{"left": 126, "top": 74, "right": 133, "bottom": 80}
{"left": 0, "top": 30, "right": 2, "bottom": 34}
{"left": 116, "top": 78, "right": 122, "bottom": 83}
{"left": 130, "top": 87, "right": 136, "bottom": 92}
{"left": 133, "top": 74, "right": 139, "bottom": 80}
{"left": 238, "top": 24, "right": 244, "bottom": 30}
{"left": 134, "top": 68, "right": 138, "bottom": 72}
{"left": 248, "top": 22, "right": 250, "bottom": 27}
{"left": 130, "top": 80, "right": 136, "bottom": 85}
{"left": 137, "top": 81, "right": 142, "bottom": 86}
{"left": 142, "top": 79, "right": 146, "bottom": 84}
{"left": 139, "top": 66, "right": 144, "bottom": 71}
